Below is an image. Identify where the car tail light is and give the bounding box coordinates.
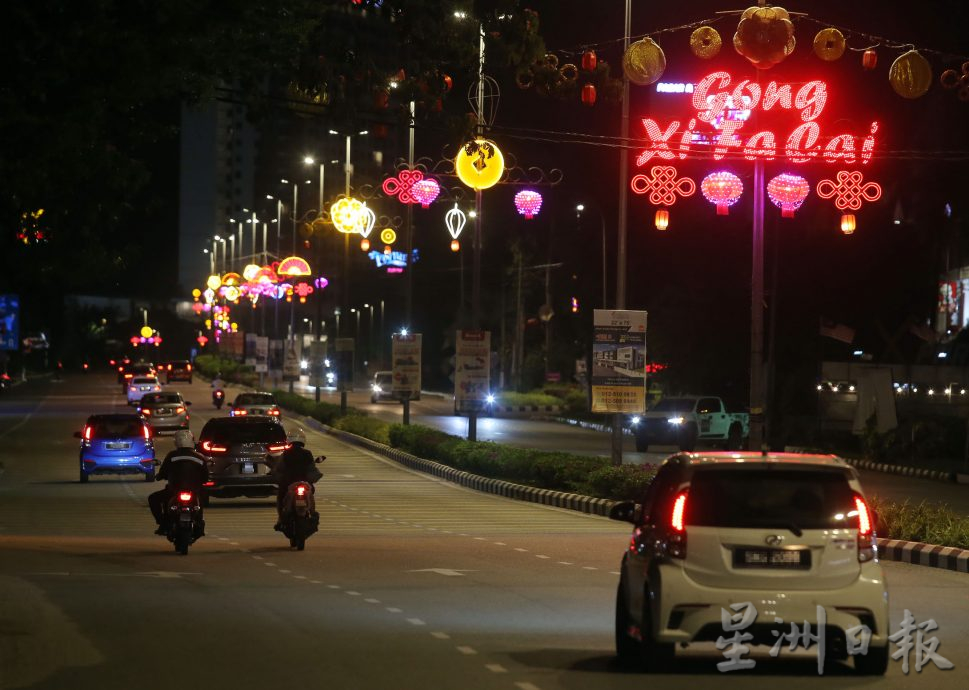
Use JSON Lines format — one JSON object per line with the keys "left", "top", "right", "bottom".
{"left": 125, "top": 373, "right": 133, "bottom": 379}
{"left": 666, "top": 492, "right": 688, "bottom": 559}
{"left": 83, "top": 426, "right": 92, "bottom": 441}
{"left": 117, "top": 365, "right": 123, "bottom": 372}
{"left": 203, "top": 480, "right": 215, "bottom": 487}
{"left": 110, "top": 360, "right": 116, "bottom": 366}
{"left": 178, "top": 491, "right": 193, "bottom": 503}
{"left": 853, "top": 494, "right": 877, "bottom": 562}
{"left": 141, "top": 408, "right": 151, "bottom": 415}
{"left": 187, "top": 364, "right": 192, "bottom": 371}
{"left": 269, "top": 409, "right": 280, "bottom": 416}
{"left": 201, "top": 440, "right": 228, "bottom": 453}
{"left": 143, "top": 426, "right": 151, "bottom": 440}
{"left": 232, "top": 409, "right": 247, "bottom": 416}
{"left": 153, "top": 386, "right": 161, "bottom": 392}
{"left": 296, "top": 484, "right": 308, "bottom": 497}
{"left": 167, "top": 364, "right": 173, "bottom": 370}
{"left": 175, "top": 406, "right": 185, "bottom": 414}
{"left": 267, "top": 443, "right": 289, "bottom": 453}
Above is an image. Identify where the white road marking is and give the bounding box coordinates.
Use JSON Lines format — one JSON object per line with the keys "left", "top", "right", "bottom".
{"left": 514, "top": 548, "right": 528, "bottom": 552}
{"left": 386, "top": 607, "right": 402, "bottom": 613}
{"left": 346, "top": 591, "right": 361, "bottom": 596}
{"left": 557, "top": 561, "right": 573, "bottom": 565}
{"left": 278, "top": 569, "right": 291, "bottom": 574}
{"left": 535, "top": 555, "right": 550, "bottom": 559}
{"left": 293, "top": 575, "right": 307, "bottom": 580}
{"left": 456, "top": 646, "right": 477, "bottom": 655}
{"left": 217, "top": 537, "right": 229, "bottom": 541}
{"left": 516, "top": 683, "right": 542, "bottom": 690}
{"left": 264, "top": 562, "right": 277, "bottom": 567}
{"left": 430, "top": 631, "right": 450, "bottom": 639}
{"left": 229, "top": 542, "right": 239, "bottom": 546}
{"left": 485, "top": 664, "right": 507, "bottom": 673}
{"left": 493, "top": 542, "right": 506, "bottom": 546}
{"left": 474, "top": 537, "right": 486, "bottom": 541}
{"left": 406, "top": 618, "right": 426, "bottom": 626}
{"left": 582, "top": 566, "right": 597, "bottom": 570}
{"left": 372, "top": 514, "right": 382, "bottom": 518}
{"left": 327, "top": 585, "right": 340, "bottom": 589}
{"left": 610, "top": 571, "right": 621, "bottom": 575}
{"left": 310, "top": 580, "right": 322, "bottom": 584}
{"left": 364, "top": 598, "right": 380, "bottom": 604}
{"left": 442, "top": 530, "right": 453, "bottom": 534}
{"left": 408, "top": 568, "right": 474, "bottom": 577}
{"left": 252, "top": 555, "right": 263, "bottom": 560}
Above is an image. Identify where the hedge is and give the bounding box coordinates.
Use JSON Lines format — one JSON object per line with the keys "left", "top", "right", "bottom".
{"left": 870, "top": 496, "right": 969, "bottom": 550}
{"left": 271, "top": 390, "right": 362, "bottom": 426}
{"left": 193, "top": 354, "right": 259, "bottom": 387}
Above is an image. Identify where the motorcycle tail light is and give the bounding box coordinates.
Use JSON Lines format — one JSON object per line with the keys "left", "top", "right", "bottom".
{"left": 178, "top": 491, "right": 193, "bottom": 503}
{"left": 269, "top": 409, "right": 280, "bottom": 416}
{"left": 296, "top": 484, "right": 308, "bottom": 497}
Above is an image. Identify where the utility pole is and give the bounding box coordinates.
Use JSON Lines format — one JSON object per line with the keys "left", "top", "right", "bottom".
{"left": 468, "top": 23, "right": 486, "bottom": 442}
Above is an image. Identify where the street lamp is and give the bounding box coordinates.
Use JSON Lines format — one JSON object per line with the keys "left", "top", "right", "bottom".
{"left": 576, "top": 203, "right": 608, "bottom": 309}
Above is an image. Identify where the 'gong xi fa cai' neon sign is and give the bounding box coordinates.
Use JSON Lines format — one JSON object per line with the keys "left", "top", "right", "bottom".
{"left": 638, "top": 71, "right": 878, "bottom": 165}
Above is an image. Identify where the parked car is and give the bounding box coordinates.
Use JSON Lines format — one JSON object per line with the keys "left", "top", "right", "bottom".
{"left": 196, "top": 417, "right": 289, "bottom": 503}
{"left": 137, "top": 391, "right": 191, "bottom": 431}
{"left": 75, "top": 414, "right": 155, "bottom": 482}
{"left": 127, "top": 376, "right": 161, "bottom": 405}
{"left": 229, "top": 392, "right": 281, "bottom": 419}
{"left": 610, "top": 451, "right": 888, "bottom": 675}
{"left": 632, "top": 396, "right": 748, "bottom": 452}
{"left": 371, "top": 371, "right": 395, "bottom": 403}
{"left": 163, "top": 359, "right": 193, "bottom": 384}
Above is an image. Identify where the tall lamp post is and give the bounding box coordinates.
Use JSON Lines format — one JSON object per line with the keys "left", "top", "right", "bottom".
{"left": 576, "top": 204, "right": 607, "bottom": 309}
{"left": 329, "top": 129, "right": 368, "bottom": 337}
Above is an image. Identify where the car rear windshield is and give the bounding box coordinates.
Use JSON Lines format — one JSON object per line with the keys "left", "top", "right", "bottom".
{"left": 200, "top": 421, "right": 286, "bottom": 443}
{"left": 170, "top": 361, "right": 190, "bottom": 368}
{"left": 131, "top": 377, "right": 156, "bottom": 384}
{"left": 651, "top": 398, "right": 695, "bottom": 413}
{"left": 235, "top": 393, "right": 274, "bottom": 405}
{"left": 142, "top": 393, "right": 181, "bottom": 404}
{"left": 685, "top": 468, "right": 857, "bottom": 531}
{"left": 90, "top": 418, "right": 146, "bottom": 438}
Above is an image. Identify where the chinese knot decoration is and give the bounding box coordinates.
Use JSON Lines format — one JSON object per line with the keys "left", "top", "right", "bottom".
{"left": 767, "top": 173, "right": 810, "bottom": 217}
{"left": 514, "top": 190, "right": 543, "bottom": 219}
{"left": 631, "top": 166, "right": 696, "bottom": 206}
{"left": 411, "top": 178, "right": 441, "bottom": 208}
{"left": 294, "top": 282, "right": 314, "bottom": 304}
{"left": 816, "top": 170, "right": 883, "bottom": 211}
{"left": 382, "top": 169, "right": 426, "bottom": 204}
{"left": 700, "top": 172, "right": 743, "bottom": 215}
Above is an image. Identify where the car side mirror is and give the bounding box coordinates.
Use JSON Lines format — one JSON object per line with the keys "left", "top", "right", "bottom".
{"left": 186, "top": 401, "right": 193, "bottom": 406}
{"left": 609, "top": 500, "right": 639, "bottom": 524}
{"left": 73, "top": 431, "right": 83, "bottom": 439}
{"left": 315, "top": 455, "right": 326, "bottom": 464}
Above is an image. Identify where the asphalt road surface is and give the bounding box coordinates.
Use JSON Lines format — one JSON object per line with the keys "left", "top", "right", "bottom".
{"left": 1, "top": 374, "right": 967, "bottom": 690}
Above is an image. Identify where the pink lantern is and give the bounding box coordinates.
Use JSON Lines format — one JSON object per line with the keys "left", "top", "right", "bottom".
{"left": 514, "top": 190, "right": 543, "bottom": 219}
{"left": 700, "top": 172, "right": 744, "bottom": 215}
{"left": 411, "top": 178, "right": 441, "bottom": 208}
{"left": 767, "top": 173, "right": 810, "bottom": 218}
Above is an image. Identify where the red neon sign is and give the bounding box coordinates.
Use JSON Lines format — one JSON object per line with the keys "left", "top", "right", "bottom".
{"left": 630, "top": 166, "right": 696, "bottom": 205}
{"left": 637, "top": 71, "right": 878, "bottom": 165}
{"left": 816, "top": 170, "right": 883, "bottom": 210}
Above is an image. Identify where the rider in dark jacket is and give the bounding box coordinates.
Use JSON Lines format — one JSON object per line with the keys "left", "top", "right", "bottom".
{"left": 271, "top": 428, "right": 322, "bottom": 530}
{"left": 148, "top": 429, "right": 209, "bottom": 534}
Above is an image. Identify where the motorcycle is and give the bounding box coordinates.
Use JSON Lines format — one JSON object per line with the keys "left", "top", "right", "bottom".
{"left": 165, "top": 490, "right": 205, "bottom": 555}
{"left": 279, "top": 456, "right": 325, "bottom": 551}
{"left": 212, "top": 389, "right": 225, "bottom": 409}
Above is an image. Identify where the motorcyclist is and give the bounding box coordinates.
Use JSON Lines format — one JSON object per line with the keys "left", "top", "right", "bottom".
{"left": 148, "top": 430, "right": 210, "bottom": 535}
{"left": 271, "top": 428, "right": 322, "bottom": 530}
{"left": 210, "top": 372, "right": 225, "bottom": 390}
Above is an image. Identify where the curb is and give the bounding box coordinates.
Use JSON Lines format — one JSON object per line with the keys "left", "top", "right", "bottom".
{"left": 495, "top": 405, "right": 562, "bottom": 414}
{"left": 876, "top": 539, "right": 969, "bottom": 573}
{"left": 555, "top": 417, "right": 634, "bottom": 436}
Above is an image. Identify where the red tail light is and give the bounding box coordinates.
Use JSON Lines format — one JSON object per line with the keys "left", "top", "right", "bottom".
{"left": 233, "top": 409, "right": 247, "bottom": 416}
{"left": 296, "top": 484, "right": 308, "bottom": 497}
{"left": 83, "top": 426, "right": 92, "bottom": 441}
{"left": 178, "top": 491, "right": 193, "bottom": 503}
{"left": 269, "top": 409, "right": 280, "bottom": 416}
{"left": 110, "top": 360, "right": 116, "bottom": 366}
{"left": 215, "top": 391, "right": 224, "bottom": 398}
{"left": 203, "top": 480, "right": 215, "bottom": 487}
{"left": 267, "top": 443, "right": 290, "bottom": 453}
{"left": 175, "top": 406, "right": 185, "bottom": 414}
{"left": 82, "top": 363, "right": 89, "bottom": 370}
{"left": 666, "top": 492, "right": 688, "bottom": 558}
{"left": 853, "top": 494, "right": 876, "bottom": 562}
{"left": 187, "top": 364, "right": 192, "bottom": 371}
{"left": 141, "top": 408, "right": 151, "bottom": 415}
{"left": 201, "top": 441, "right": 227, "bottom": 453}
{"left": 143, "top": 426, "right": 151, "bottom": 440}
{"left": 117, "top": 365, "right": 123, "bottom": 372}
{"left": 671, "top": 493, "right": 687, "bottom": 532}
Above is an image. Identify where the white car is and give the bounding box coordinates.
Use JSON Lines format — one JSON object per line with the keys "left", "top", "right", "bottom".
{"left": 611, "top": 452, "right": 889, "bottom": 675}
{"left": 127, "top": 376, "right": 161, "bottom": 405}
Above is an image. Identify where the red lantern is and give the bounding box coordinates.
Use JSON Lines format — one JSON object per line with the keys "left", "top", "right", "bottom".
{"left": 450, "top": 239, "right": 460, "bottom": 252}
{"left": 700, "top": 171, "right": 744, "bottom": 215}
{"left": 384, "top": 245, "right": 392, "bottom": 255}
{"left": 655, "top": 208, "right": 670, "bottom": 231}
{"left": 443, "top": 74, "right": 453, "bottom": 91}
{"left": 767, "top": 173, "right": 810, "bottom": 218}
{"left": 840, "top": 214, "right": 857, "bottom": 235}
{"left": 581, "top": 50, "right": 597, "bottom": 72}
{"left": 581, "top": 83, "right": 597, "bottom": 106}
{"left": 862, "top": 49, "right": 877, "bottom": 71}
{"left": 361, "top": 238, "right": 370, "bottom": 251}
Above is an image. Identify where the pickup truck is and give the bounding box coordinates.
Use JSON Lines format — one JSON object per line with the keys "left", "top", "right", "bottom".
{"left": 631, "top": 395, "right": 749, "bottom": 452}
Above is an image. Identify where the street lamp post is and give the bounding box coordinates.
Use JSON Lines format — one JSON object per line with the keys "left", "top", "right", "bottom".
{"left": 288, "top": 179, "right": 298, "bottom": 393}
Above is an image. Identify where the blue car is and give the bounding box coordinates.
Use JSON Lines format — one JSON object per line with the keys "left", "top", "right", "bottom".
{"left": 76, "top": 414, "right": 156, "bottom": 483}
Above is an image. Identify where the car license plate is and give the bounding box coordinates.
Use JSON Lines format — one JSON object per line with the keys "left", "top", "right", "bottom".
{"left": 106, "top": 442, "right": 130, "bottom": 450}
{"left": 241, "top": 462, "right": 255, "bottom": 474}
{"left": 734, "top": 548, "right": 809, "bottom": 569}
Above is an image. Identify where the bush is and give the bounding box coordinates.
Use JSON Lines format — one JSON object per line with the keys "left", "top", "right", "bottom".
{"left": 579, "top": 464, "right": 657, "bottom": 501}
{"left": 870, "top": 496, "right": 969, "bottom": 549}
{"left": 272, "top": 389, "right": 361, "bottom": 425}
{"left": 498, "top": 391, "right": 562, "bottom": 408}
{"left": 194, "top": 354, "right": 257, "bottom": 387}
{"left": 388, "top": 424, "right": 456, "bottom": 462}
{"left": 335, "top": 415, "right": 390, "bottom": 445}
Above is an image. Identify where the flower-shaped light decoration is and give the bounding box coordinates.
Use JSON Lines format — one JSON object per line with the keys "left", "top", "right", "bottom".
{"left": 514, "top": 190, "right": 543, "bottom": 219}
{"left": 700, "top": 172, "right": 744, "bottom": 215}
{"left": 330, "top": 197, "right": 365, "bottom": 234}
{"left": 445, "top": 204, "right": 467, "bottom": 251}
{"left": 314, "top": 276, "right": 329, "bottom": 290}
{"left": 294, "top": 282, "right": 314, "bottom": 304}
{"left": 767, "top": 173, "right": 810, "bottom": 218}
{"left": 411, "top": 179, "right": 441, "bottom": 208}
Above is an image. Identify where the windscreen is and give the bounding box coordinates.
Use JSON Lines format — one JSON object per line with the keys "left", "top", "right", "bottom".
{"left": 376, "top": 374, "right": 392, "bottom": 385}
{"left": 235, "top": 393, "right": 275, "bottom": 405}
{"left": 651, "top": 398, "right": 695, "bottom": 413}
{"left": 686, "top": 468, "right": 857, "bottom": 531}
{"left": 91, "top": 418, "right": 146, "bottom": 438}
{"left": 200, "top": 421, "right": 286, "bottom": 443}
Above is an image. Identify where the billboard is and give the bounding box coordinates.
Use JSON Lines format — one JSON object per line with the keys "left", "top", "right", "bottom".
{"left": 455, "top": 330, "right": 490, "bottom": 413}
{"left": 591, "top": 310, "right": 647, "bottom": 414}
{"left": 392, "top": 333, "right": 421, "bottom": 399}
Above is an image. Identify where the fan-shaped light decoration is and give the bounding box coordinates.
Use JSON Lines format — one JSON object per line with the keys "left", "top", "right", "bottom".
{"left": 221, "top": 272, "right": 242, "bottom": 287}
{"left": 733, "top": 6, "right": 795, "bottom": 70}
{"left": 622, "top": 38, "right": 666, "bottom": 86}
{"left": 514, "top": 190, "right": 543, "bottom": 219}
{"left": 455, "top": 139, "right": 505, "bottom": 190}
{"left": 840, "top": 214, "right": 857, "bottom": 235}
{"left": 206, "top": 274, "right": 222, "bottom": 291}
{"left": 690, "top": 26, "right": 722, "bottom": 59}
{"left": 411, "top": 178, "right": 441, "bottom": 208}
{"left": 890, "top": 50, "right": 932, "bottom": 98}
{"left": 700, "top": 172, "right": 744, "bottom": 215}
{"left": 330, "top": 197, "right": 365, "bottom": 233}
{"left": 277, "top": 256, "right": 312, "bottom": 277}
{"left": 813, "top": 28, "right": 846, "bottom": 61}
{"left": 767, "top": 173, "right": 810, "bottom": 218}
{"left": 445, "top": 203, "right": 467, "bottom": 251}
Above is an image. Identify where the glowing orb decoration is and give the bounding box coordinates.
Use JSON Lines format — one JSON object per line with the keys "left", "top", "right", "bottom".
{"left": 314, "top": 276, "right": 329, "bottom": 290}
{"left": 455, "top": 139, "right": 505, "bottom": 190}
{"left": 700, "top": 172, "right": 743, "bottom": 215}
{"left": 206, "top": 275, "right": 222, "bottom": 291}
{"left": 451, "top": 239, "right": 460, "bottom": 252}
{"left": 277, "top": 256, "right": 312, "bottom": 277}
{"left": 191, "top": 288, "right": 201, "bottom": 299}
{"left": 767, "top": 173, "right": 810, "bottom": 217}
{"left": 383, "top": 245, "right": 392, "bottom": 255}
{"left": 445, "top": 204, "right": 467, "bottom": 240}
{"left": 733, "top": 5, "right": 795, "bottom": 70}
{"left": 380, "top": 228, "right": 397, "bottom": 245}
{"left": 382, "top": 169, "right": 425, "bottom": 204}
{"left": 357, "top": 204, "right": 376, "bottom": 238}
{"left": 203, "top": 288, "right": 215, "bottom": 303}
{"left": 514, "top": 190, "right": 543, "bottom": 219}
{"left": 330, "top": 197, "right": 365, "bottom": 233}
{"left": 816, "top": 170, "right": 882, "bottom": 211}
{"left": 361, "top": 238, "right": 371, "bottom": 251}
{"left": 630, "top": 166, "right": 696, "bottom": 206}
{"left": 221, "top": 272, "right": 242, "bottom": 287}
{"left": 140, "top": 326, "right": 153, "bottom": 338}
{"left": 411, "top": 178, "right": 441, "bottom": 208}
{"left": 242, "top": 264, "right": 261, "bottom": 281}
{"left": 222, "top": 286, "right": 241, "bottom": 302}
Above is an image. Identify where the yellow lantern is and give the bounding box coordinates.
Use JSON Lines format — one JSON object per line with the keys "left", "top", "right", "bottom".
{"left": 813, "top": 28, "right": 846, "bottom": 61}
{"left": 191, "top": 288, "right": 201, "bottom": 299}
{"left": 223, "top": 286, "right": 240, "bottom": 302}
{"left": 622, "top": 38, "right": 667, "bottom": 85}
{"left": 243, "top": 264, "right": 261, "bottom": 281}
{"left": 455, "top": 139, "right": 505, "bottom": 190}
{"left": 690, "top": 26, "right": 722, "bottom": 59}
{"left": 205, "top": 319, "right": 212, "bottom": 329}
{"left": 206, "top": 274, "right": 222, "bottom": 291}
{"left": 890, "top": 50, "right": 932, "bottom": 99}
{"left": 330, "top": 197, "right": 365, "bottom": 233}
{"left": 140, "top": 326, "right": 153, "bottom": 338}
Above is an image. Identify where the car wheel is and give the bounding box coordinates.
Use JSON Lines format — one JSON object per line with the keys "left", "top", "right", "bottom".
{"left": 79, "top": 470, "right": 89, "bottom": 483}
{"left": 853, "top": 644, "right": 889, "bottom": 675}
{"left": 678, "top": 424, "right": 698, "bottom": 452}
{"left": 640, "top": 596, "right": 675, "bottom": 672}
{"left": 725, "top": 424, "right": 743, "bottom": 451}
{"left": 615, "top": 579, "right": 639, "bottom": 666}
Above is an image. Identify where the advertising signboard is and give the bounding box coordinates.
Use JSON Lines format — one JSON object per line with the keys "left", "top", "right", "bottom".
{"left": 282, "top": 339, "right": 300, "bottom": 382}
{"left": 591, "top": 310, "right": 647, "bottom": 414}
{"left": 254, "top": 336, "right": 269, "bottom": 373}
{"left": 392, "top": 333, "right": 421, "bottom": 399}
{"left": 308, "top": 341, "right": 327, "bottom": 387}
{"left": 0, "top": 295, "right": 20, "bottom": 351}
{"left": 454, "top": 330, "right": 490, "bottom": 413}
{"left": 268, "top": 339, "right": 284, "bottom": 379}
{"left": 335, "top": 338, "right": 354, "bottom": 392}
{"left": 222, "top": 332, "right": 244, "bottom": 361}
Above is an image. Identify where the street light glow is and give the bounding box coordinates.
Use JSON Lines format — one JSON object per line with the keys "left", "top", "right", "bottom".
{"left": 328, "top": 130, "right": 338, "bottom": 135}
{"left": 400, "top": 327, "right": 409, "bottom": 336}
{"left": 576, "top": 204, "right": 585, "bottom": 211}
{"left": 303, "top": 156, "right": 315, "bottom": 165}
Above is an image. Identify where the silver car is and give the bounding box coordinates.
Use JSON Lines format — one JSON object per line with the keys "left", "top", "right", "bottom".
{"left": 137, "top": 391, "right": 191, "bottom": 431}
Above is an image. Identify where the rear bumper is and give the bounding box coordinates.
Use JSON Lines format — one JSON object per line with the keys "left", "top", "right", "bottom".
{"left": 147, "top": 418, "right": 190, "bottom": 431}
{"left": 82, "top": 456, "right": 155, "bottom": 475}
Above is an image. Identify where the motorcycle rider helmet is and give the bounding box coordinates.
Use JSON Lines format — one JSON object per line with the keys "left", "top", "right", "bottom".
{"left": 287, "top": 428, "right": 306, "bottom": 447}
{"left": 174, "top": 429, "right": 195, "bottom": 449}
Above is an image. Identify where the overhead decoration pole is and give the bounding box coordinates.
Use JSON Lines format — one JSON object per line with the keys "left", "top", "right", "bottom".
{"left": 405, "top": 100, "right": 416, "bottom": 327}
{"left": 470, "top": 23, "right": 486, "bottom": 443}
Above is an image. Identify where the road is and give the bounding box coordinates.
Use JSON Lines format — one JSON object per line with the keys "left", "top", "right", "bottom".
{"left": 1, "top": 374, "right": 967, "bottom": 690}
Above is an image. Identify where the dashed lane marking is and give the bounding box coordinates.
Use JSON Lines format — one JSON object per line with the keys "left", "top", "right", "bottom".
{"left": 431, "top": 632, "right": 451, "bottom": 640}
{"left": 456, "top": 646, "right": 477, "bottom": 655}
{"left": 485, "top": 664, "right": 508, "bottom": 673}
{"left": 407, "top": 618, "right": 426, "bottom": 626}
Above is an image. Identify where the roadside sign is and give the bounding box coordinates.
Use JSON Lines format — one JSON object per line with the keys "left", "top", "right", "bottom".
{"left": 254, "top": 336, "right": 269, "bottom": 373}
{"left": 308, "top": 341, "right": 327, "bottom": 387}
{"left": 282, "top": 339, "right": 300, "bottom": 382}
{"left": 0, "top": 295, "right": 19, "bottom": 351}
{"left": 591, "top": 309, "right": 647, "bottom": 414}
{"left": 335, "top": 338, "right": 354, "bottom": 392}
{"left": 455, "top": 330, "right": 490, "bottom": 413}
{"left": 392, "top": 333, "right": 421, "bottom": 399}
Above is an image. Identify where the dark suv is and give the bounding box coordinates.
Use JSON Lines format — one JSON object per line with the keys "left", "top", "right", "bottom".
{"left": 164, "top": 360, "right": 193, "bottom": 384}
{"left": 197, "top": 417, "right": 288, "bottom": 503}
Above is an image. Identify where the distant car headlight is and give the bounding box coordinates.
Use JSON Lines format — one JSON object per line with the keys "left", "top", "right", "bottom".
{"left": 300, "top": 360, "right": 308, "bottom": 370}
{"left": 485, "top": 394, "right": 496, "bottom": 404}
{"left": 668, "top": 416, "right": 684, "bottom": 425}
{"left": 326, "top": 373, "right": 335, "bottom": 383}
{"left": 630, "top": 415, "right": 641, "bottom": 426}
{"left": 372, "top": 384, "right": 382, "bottom": 393}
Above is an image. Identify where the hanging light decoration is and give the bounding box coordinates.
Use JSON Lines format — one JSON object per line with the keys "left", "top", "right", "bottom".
{"left": 361, "top": 238, "right": 371, "bottom": 251}
{"left": 277, "top": 256, "right": 312, "bottom": 277}
{"left": 767, "top": 173, "right": 810, "bottom": 217}
{"left": 514, "top": 190, "right": 543, "bottom": 219}
{"left": 581, "top": 50, "right": 597, "bottom": 71}
{"left": 840, "top": 214, "right": 857, "bottom": 235}
{"left": 862, "top": 48, "right": 878, "bottom": 70}
{"left": 581, "top": 83, "right": 597, "bottom": 106}
{"left": 655, "top": 209, "right": 670, "bottom": 230}
{"left": 330, "top": 197, "right": 365, "bottom": 233}
{"left": 206, "top": 274, "right": 222, "bottom": 291}
{"left": 411, "top": 178, "right": 441, "bottom": 208}
{"left": 357, "top": 203, "right": 376, "bottom": 250}
{"left": 455, "top": 139, "right": 505, "bottom": 190}
{"left": 294, "top": 282, "right": 314, "bottom": 303}
{"left": 700, "top": 172, "right": 744, "bottom": 215}
{"left": 242, "top": 264, "right": 261, "bottom": 281}
{"left": 445, "top": 203, "right": 467, "bottom": 251}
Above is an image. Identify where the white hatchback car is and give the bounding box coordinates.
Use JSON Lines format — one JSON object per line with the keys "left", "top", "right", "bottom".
{"left": 611, "top": 452, "right": 889, "bottom": 675}
{"left": 126, "top": 376, "right": 161, "bottom": 405}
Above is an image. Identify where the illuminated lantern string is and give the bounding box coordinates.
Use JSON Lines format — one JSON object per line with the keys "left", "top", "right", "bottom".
{"left": 411, "top": 179, "right": 441, "bottom": 208}
{"left": 514, "top": 190, "right": 543, "bottom": 219}
{"left": 767, "top": 173, "right": 810, "bottom": 217}
{"left": 700, "top": 172, "right": 743, "bottom": 215}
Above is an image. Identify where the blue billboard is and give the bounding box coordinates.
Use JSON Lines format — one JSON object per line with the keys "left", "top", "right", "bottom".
{"left": 0, "top": 294, "right": 19, "bottom": 351}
